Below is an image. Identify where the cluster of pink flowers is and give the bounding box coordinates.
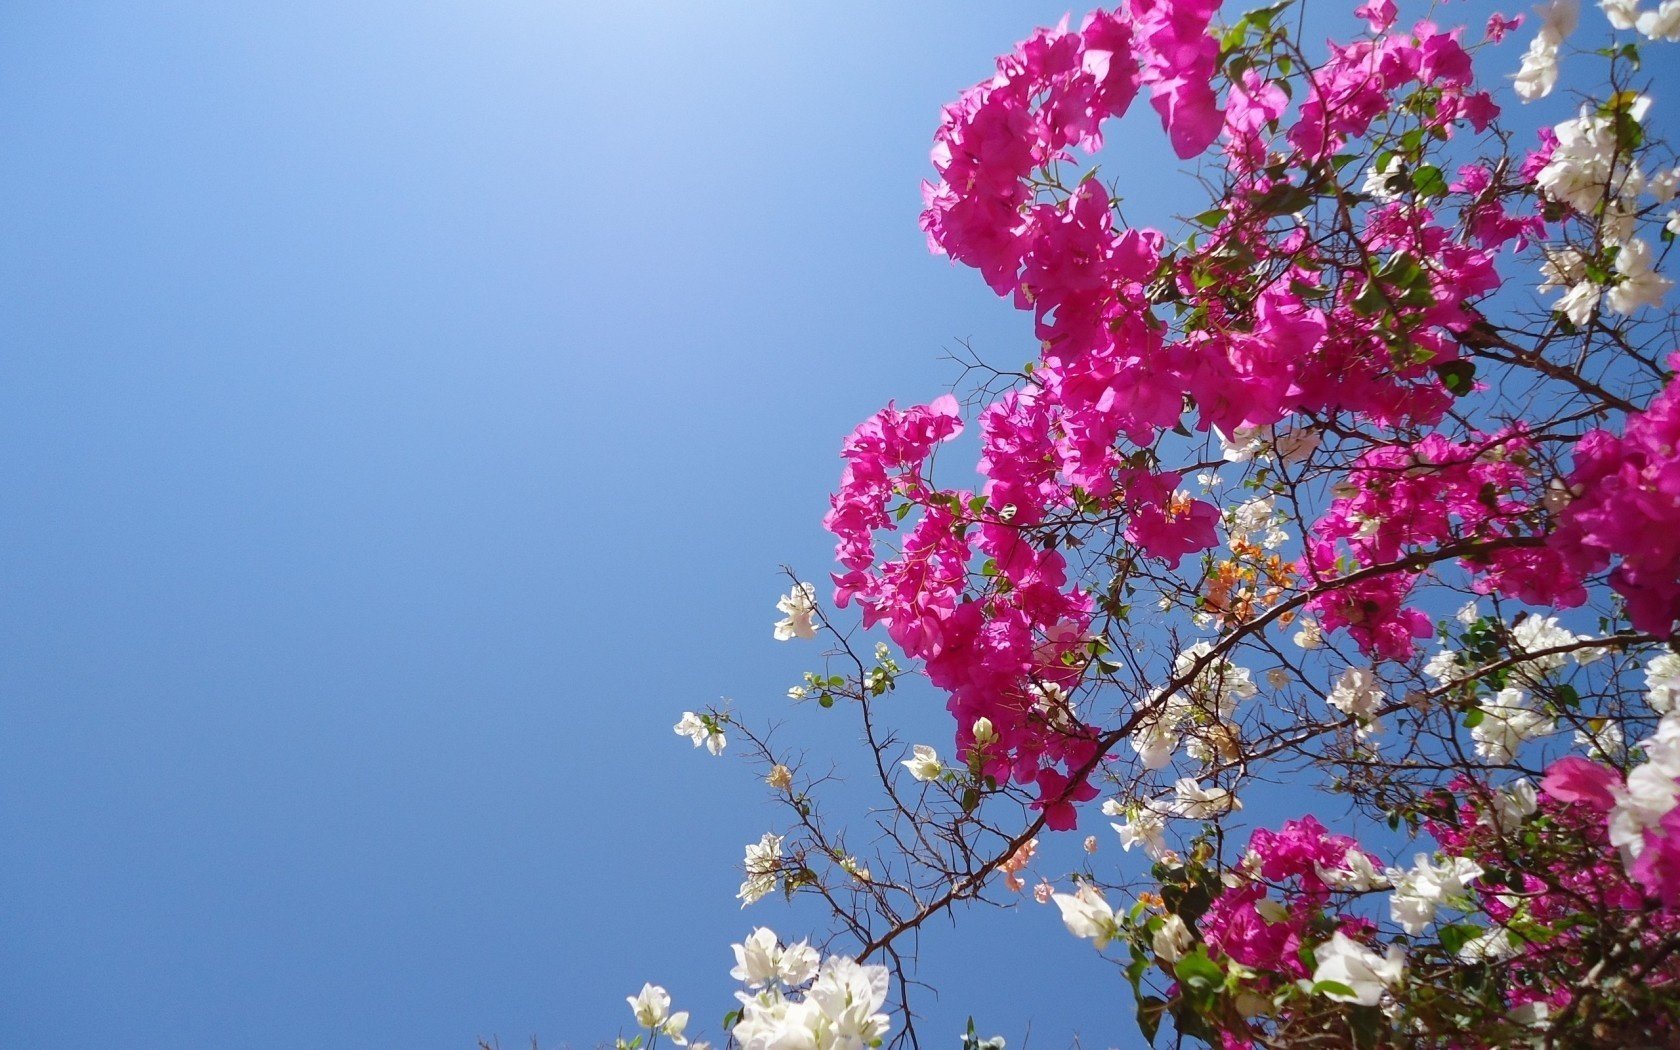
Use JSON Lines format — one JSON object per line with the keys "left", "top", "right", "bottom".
{"left": 1201, "top": 817, "right": 1384, "bottom": 984}
{"left": 1553, "top": 355, "right": 1680, "bottom": 637}
{"left": 825, "top": 0, "right": 1572, "bottom": 824}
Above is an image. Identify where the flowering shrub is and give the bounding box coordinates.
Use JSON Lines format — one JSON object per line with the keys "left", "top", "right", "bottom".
{"left": 622, "top": 0, "right": 1680, "bottom": 1046}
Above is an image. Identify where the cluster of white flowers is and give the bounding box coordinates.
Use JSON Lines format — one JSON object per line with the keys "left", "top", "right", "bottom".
{"left": 1307, "top": 932, "right": 1406, "bottom": 1007}
{"left": 1534, "top": 94, "right": 1676, "bottom": 322}
{"left": 1386, "top": 854, "right": 1485, "bottom": 935}
{"left": 1131, "top": 644, "right": 1257, "bottom": 769}
{"left": 1472, "top": 687, "right": 1557, "bottom": 762}
{"left": 674, "top": 710, "right": 727, "bottom": 756}
{"left": 1647, "top": 651, "right": 1680, "bottom": 713}
{"left": 1608, "top": 707, "right": 1680, "bottom": 858}
{"left": 1103, "top": 796, "right": 1173, "bottom": 860}
{"left": 773, "top": 582, "right": 819, "bottom": 641}
{"left": 1215, "top": 422, "right": 1321, "bottom": 464}
{"left": 730, "top": 927, "right": 821, "bottom": 989}
{"left": 738, "top": 832, "right": 785, "bottom": 907}
{"left": 1509, "top": 615, "right": 1604, "bottom": 681}
{"left": 1170, "top": 777, "right": 1242, "bottom": 819}
{"left": 1222, "top": 495, "right": 1289, "bottom": 550}
{"left": 1602, "top": 0, "right": 1680, "bottom": 39}
{"left": 729, "top": 929, "right": 892, "bottom": 1050}
{"left": 1327, "top": 666, "right": 1386, "bottom": 735}
{"left": 1484, "top": 778, "right": 1541, "bottom": 832}
{"left": 627, "top": 983, "right": 691, "bottom": 1046}
{"left": 1514, "top": 0, "right": 1580, "bottom": 100}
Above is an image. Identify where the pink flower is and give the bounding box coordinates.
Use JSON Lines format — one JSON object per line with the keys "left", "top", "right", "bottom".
{"left": 1541, "top": 756, "right": 1621, "bottom": 814}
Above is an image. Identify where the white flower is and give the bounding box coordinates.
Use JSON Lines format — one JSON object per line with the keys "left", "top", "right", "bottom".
{"left": 806, "top": 956, "right": 891, "bottom": 1048}
{"left": 1510, "top": 615, "right": 1598, "bottom": 681}
{"left": 1217, "top": 423, "right": 1265, "bottom": 462}
{"left": 1052, "top": 882, "right": 1120, "bottom": 950}
{"left": 1601, "top": 0, "right": 1642, "bottom": 28}
{"left": 773, "top": 582, "right": 819, "bottom": 641}
{"left": 1328, "top": 667, "right": 1385, "bottom": 722}
{"left": 1555, "top": 281, "right": 1602, "bottom": 325}
{"left": 1315, "top": 848, "right": 1391, "bottom": 892}
{"left": 900, "top": 744, "right": 942, "bottom": 782}
{"left": 627, "top": 984, "right": 690, "bottom": 1046}
{"left": 1362, "top": 155, "right": 1406, "bottom": 201}
{"left": 1309, "top": 932, "right": 1405, "bottom": 1006}
{"left": 1514, "top": 0, "right": 1579, "bottom": 101}
{"left": 1423, "top": 649, "right": 1466, "bottom": 688}
{"left": 1649, "top": 165, "right": 1680, "bottom": 204}
{"left": 1153, "top": 914, "right": 1193, "bottom": 964}
{"left": 1106, "top": 798, "right": 1171, "bottom": 859}
{"left": 1472, "top": 688, "right": 1555, "bottom": 762}
{"left": 674, "top": 711, "right": 727, "bottom": 756}
{"left": 1459, "top": 927, "right": 1519, "bottom": 962}
{"left": 1647, "top": 652, "right": 1680, "bottom": 713}
{"left": 1609, "top": 709, "right": 1680, "bottom": 857}
{"left": 1607, "top": 237, "right": 1673, "bottom": 315}
{"left": 731, "top": 954, "right": 892, "bottom": 1050}
{"left": 1274, "top": 425, "right": 1322, "bottom": 465}
{"left": 1485, "top": 778, "right": 1540, "bottom": 832}
{"left": 738, "top": 832, "right": 784, "bottom": 907}
{"left": 1386, "top": 854, "right": 1484, "bottom": 935}
{"left": 1171, "top": 778, "right": 1241, "bottom": 819}
{"left": 1637, "top": 0, "right": 1680, "bottom": 37}
{"left": 971, "top": 717, "right": 997, "bottom": 747}
{"left": 1574, "top": 720, "right": 1626, "bottom": 761}
{"left": 731, "top": 928, "right": 820, "bottom": 989}
{"left": 1293, "top": 619, "right": 1324, "bottom": 649}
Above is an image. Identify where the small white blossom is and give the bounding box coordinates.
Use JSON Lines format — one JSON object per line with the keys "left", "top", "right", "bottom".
{"left": 1328, "top": 667, "right": 1385, "bottom": 722}
{"left": 1485, "top": 778, "right": 1540, "bottom": 832}
{"left": 1473, "top": 687, "right": 1556, "bottom": 762}
{"left": 1513, "top": 0, "right": 1578, "bottom": 100}
{"left": 730, "top": 928, "right": 820, "bottom": 989}
{"left": 1637, "top": 0, "right": 1680, "bottom": 38}
{"left": 627, "top": 984, "right": 690, "bottom": 1046}
{"left": 1293, "top": 619, "right": 1324, "bottom": 649}
{"left": 1386, "top": 854, "right": 1484, "bottom": 935}
{"left": 674, "top": 711, "right": 727, "bottom": 756}
{"left": 1052, "top": 882, "right": 1121, "bottom": 950}
{"left": 1106, "top": 798, "right": 1171, "bottom": 859}
{"left": 900, "top": 744, "right": 942, "bottom": 782}
{"left": 1309, "top": 932, "right": 1405, "bottom": 1006}
{"left": 1609, "top": 708, "right": 1680, "bottom": 858}
{"left": 1647, "top": 652, "right": 1680, "bottom": 713}
{"left": 1171, "top": 778, "right": 1241, "bottom": 819}
{"left": 1315, "top": 848, "right": 1392, "bottom": 892}
{"left": 738, "top": 832, "right": 784, "bottom": 907}
{"left": 1362, "top": 155, "right": 1406, "bottom": 201}
{"left": 1153, "top": 914, "right": 1194, "bottom": 964}
{"left": 773, "top": 582, "right": 819, "bottom": 641}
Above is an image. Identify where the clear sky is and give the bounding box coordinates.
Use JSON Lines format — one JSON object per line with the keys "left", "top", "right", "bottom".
{"left": 2, "top": 2, "right": 1657, "bottom": 1049}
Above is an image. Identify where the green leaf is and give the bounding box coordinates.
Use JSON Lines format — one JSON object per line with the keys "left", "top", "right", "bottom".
{"left": 1434, "top": 359, "right": 1476, "bottom": 396}
{"left": 1311, "top": 979, "right": 1357, "bottom": 999}
{"left": 1136, "top": 995, "right": 1166, "bottom": 1045}
{"left": 1411, "top": 163, "right": 1447, "bottom": 198}
{"left": 1437, "top": 922, "right": 1483, "bottom": 956}
{"left": 1464, "top": 706, "right": 1484, "bottom": 728}
{"left": 1173, "top": 945, "right": 1224, "bottom": 990}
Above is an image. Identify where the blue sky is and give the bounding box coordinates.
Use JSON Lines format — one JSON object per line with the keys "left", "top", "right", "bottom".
{"left": 3, "top": 2, "right": 1667, "bottom": 1049}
